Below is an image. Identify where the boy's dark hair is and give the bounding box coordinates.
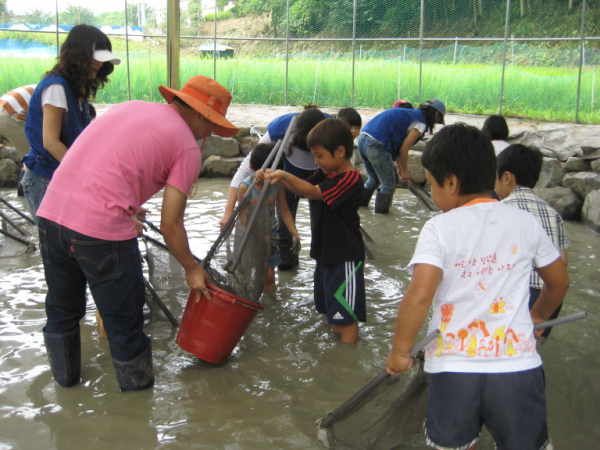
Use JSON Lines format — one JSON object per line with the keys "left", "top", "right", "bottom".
{"left": 336, "top": 107, "right": 362, "bottom": 128}
{"left": 250, "top": 143, "right": 276, "bottom": 170}
{"left": 481, "top": 114, "right": 509, "bottom": 141}
{"left": 496, "top": 144, "right": 543, "bottom": 188}
{"left": 289, "top": 108, "right": 327, "bottom": 154}
{"left": 307, "top": 118, "right": 354, "bottom": 159}
{"left": 421, "top": 122, "right": 496, "bottom": 195}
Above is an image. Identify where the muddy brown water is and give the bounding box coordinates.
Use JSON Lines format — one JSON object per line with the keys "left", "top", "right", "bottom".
{"left": 1, "top": 178, "right": 599, "bottom": 450}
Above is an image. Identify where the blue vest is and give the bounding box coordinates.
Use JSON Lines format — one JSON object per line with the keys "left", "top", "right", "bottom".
{"left": 266, "top": 111, "right": 333, "bottom": 142}
{"left": 23, "top": 75, "right": 90, "bottom": 178}
{"left": 362, "top": 108, "right": 426, "bottom": 160}
{"left": 267, "top": 112, "right": 299, "bottom": 142}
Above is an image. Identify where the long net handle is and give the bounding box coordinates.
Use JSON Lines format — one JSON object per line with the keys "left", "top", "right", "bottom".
{"left": 318, "top": 329, "right": 440, "bottom": 429}
{"left": 408, "top": 183, "right": 439, "bottom": 212}
{"left": 225, "top": 115, "right": 299, "bottom": 273}
{"left": 0, "top": 197, "right": 36, "bottom": 225}
{"left": 533, "top": 311, "right": 587, "bottom": 330}
{"left": 201, "top": 139, "right": 284, "bottom": 268}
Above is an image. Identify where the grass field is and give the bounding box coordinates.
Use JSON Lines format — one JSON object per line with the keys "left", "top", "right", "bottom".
{"left": 2, "top": 51, "right": 598, "bottom": 124}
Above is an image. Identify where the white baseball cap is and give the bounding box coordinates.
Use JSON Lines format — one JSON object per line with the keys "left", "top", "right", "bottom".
{"left": 93, "top": 49, "right": 121, "bottom": 65}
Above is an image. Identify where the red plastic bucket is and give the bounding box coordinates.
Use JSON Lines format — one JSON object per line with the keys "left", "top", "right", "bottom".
{"left": 176, "top": 283, "right": 264, "bottom": 364}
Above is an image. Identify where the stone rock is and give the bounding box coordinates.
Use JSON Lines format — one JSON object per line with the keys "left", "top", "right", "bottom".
{"left": 534, "top": 187, "right": 582, "bottom": 221}
{"left": 0, "top": 146, "right": 20, "bottom": 164}
{"left": 240, "top": 135, "right": 259, "bottom": 156}
{"left": 591, "top": 159, "right": 600, "bottom": 173}
{"left": 234, "top": 127, "right": 251, "bottom": 140}
{"left": 562, "top": 172, "right": 600, "bottom": 199}
{"left": 200, "top": 156, "right": 245, "bottom": 178}
{"left": 408, "top": 150, "right": 426, "bottom": 184}
{"left": 536, "top": 157, "right": 564, "bottom": 188}
{"left": 510, "top": 128, "right": 583, "bottom": 161}
{"left": 0, "top": 159, "right": 19, "bottom": 188}
{"left": 581, "top": 190, "right": 600, "bottom": 233}
{"left": 199, "top": 136, "right": 240, "bottom": 161}
{"left": 564, "top": 157, "right": 591, "bottom": 173}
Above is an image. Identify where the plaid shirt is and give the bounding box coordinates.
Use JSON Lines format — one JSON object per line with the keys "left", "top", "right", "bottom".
{"left": 503, "top": 186, "right": 570, "bottom": 289}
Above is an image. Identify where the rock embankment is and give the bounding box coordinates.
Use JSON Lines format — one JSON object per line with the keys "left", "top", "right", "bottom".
{"left": 2, "top": 104, "right": 599, "bottom": 233}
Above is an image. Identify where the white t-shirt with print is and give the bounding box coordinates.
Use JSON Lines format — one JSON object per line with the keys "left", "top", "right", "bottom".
{"left": 408, "top": 200, "right": 559, "bottom": 374}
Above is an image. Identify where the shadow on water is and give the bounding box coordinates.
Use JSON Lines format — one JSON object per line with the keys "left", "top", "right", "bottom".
{"left": 0, "top": 179, "right": 599, "bottom": 449}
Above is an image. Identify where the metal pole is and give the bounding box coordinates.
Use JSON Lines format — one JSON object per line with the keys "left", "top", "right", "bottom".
{"left": 55, "top": 0, "right": 59, "bottom": 57}
{"left": 166, "top": 0, "right": 180, "bottom": 90}
{"left": 213, "top": 0, "right": 218, "bottom": 79}
{"left": 418, "top": 0, "right": 424, "bottom": 104}
{"left": 575, "top": 0, "right": 588, "bottom": 123}
{"left": 453, "top": 37, "right": 458, "bottom": 65}
{"left": 285, "top": 0, "right": 290, "bottom": 105}
{"left": 125, "top": 0, "right": 132, "bottom": 101}
{"left": 351, "top": 0, "right": 357, "bottom": 106}
{"left": 148, "top": 48, "right": 153, "bottom": 101}
{"left": 499, "top": 0, "right": 511, "bottom": 114}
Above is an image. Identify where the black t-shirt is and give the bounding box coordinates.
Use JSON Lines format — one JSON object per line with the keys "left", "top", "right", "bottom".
{"left": 306, "top": 169, "right": 365, "bottom": 264}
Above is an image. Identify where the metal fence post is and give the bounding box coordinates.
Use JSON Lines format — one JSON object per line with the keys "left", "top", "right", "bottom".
{"left": 54, "top": 0, "right": 59, "bottom": 57}
{"left": 125, "top": 0, "right": 132, "bottom": 101}
{"left": 499, "top": 0, "right": 511, "bottom": 114}
{"left": 418, "top": 0, "right": 424, "bottom": 104}
{"left": 213, "top": 0, "right": 218, "bottom": 79}
{"left": 285, "top": 0, "right": 290, "bottom": 105}
{"left": 575, "top": 0, "right": 588, "bottom": 123}
{"left": 351, "top": 0, "right": 357, "bottom": 106}
{"left": 166, "top": 0, "right": 180, "bottom": 90}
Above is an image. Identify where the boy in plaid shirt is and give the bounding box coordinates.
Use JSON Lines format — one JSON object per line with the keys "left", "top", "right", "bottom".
{"left": 495, "top": 143, "right": 570, "bottom": 338}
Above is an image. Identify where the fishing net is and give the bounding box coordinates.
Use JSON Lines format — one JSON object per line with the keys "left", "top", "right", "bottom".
{"left": 204, "top": 190, "right": 273, "bottom": 304}
{"left": 318, "top": 356, "right": 429, "bottom": 450}
{"left": 145, "top": 239, "right": 186, "bottom": 291}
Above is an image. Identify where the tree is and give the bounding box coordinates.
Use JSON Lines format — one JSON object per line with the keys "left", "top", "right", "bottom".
{"left": 187, "top": 0, "right": 203, "bottom": 31}
{"left": 24, "top": 9, "right": 54, "bottom": 25}
{"left": 59, "top": 4, "right": 96, "bottom": 25}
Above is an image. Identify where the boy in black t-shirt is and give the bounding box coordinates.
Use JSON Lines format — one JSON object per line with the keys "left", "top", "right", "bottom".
{"left": 260, "top": 118, "right": 366, "bottom": 344}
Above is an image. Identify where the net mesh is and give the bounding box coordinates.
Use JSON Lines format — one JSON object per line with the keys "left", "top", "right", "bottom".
{"left": 205, "top": 191, "right": 272, "bottom": 304}
{"left": 319, "top": 357, "right": 429, "bottom": 450}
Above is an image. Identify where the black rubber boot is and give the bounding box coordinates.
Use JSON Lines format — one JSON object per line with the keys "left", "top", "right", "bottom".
{"left": 360, "top": 188, "right": 375, "bottom": 207}
{"left": 43, "top": 328, "right": 81, "bottom": 388}
{"left": 112, "top": 343, "right": 155, "bottom": 392}
{"left": 374, "top": 191, "right": 393, "bottom": 214}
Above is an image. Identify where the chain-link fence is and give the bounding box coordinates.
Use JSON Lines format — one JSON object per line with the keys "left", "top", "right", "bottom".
{"left": 1, "top": 0, "right": 598, "bottom": 123}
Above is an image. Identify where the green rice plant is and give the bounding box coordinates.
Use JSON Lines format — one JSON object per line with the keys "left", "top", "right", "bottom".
{"left": 1, "top": 51, "right": 598, "bottom": 124}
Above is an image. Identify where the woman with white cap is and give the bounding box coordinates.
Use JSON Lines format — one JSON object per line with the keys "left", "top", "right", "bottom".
{"left": 34, "top": 75, "right": 238, "bottom": 392}
{"left": 22, "top": 24, "right": 121, "bottom": 223}
{"left": 358, "top": 99, "right": 445, "bottom": 213}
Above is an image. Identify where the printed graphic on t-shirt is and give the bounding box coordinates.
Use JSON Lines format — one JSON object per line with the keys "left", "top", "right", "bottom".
{"left": 428, "top": 243, "right": 536, "bottom": 360}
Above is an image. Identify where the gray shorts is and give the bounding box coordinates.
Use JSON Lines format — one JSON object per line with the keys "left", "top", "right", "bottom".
{"left": 425, "top": 367, "right": 552, "bottom": 450}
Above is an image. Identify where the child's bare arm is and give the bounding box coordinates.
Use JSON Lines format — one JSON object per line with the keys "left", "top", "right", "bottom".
{"left": 531, "top": 257, "right": 570, "bottom": 336}
{"left": 386, "top": 263, "right": 442, "bottom": 375}
{"left": 396, "top": 128, "right": 422, "bottom": 184}
{"left": 277, "top": 187, "right": 299, "bottom": 240}
{"left": 237, "top": 183, "right": 249, "bottom": 225}
{"left": 267, "top": 170, "right": 323, "bottom": 200}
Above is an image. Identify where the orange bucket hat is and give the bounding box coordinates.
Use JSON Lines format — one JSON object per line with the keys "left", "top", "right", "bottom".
{"left": 159, "top": 75, "right": 238, "bottom": 137}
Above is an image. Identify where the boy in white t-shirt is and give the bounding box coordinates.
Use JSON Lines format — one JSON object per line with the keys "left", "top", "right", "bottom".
{"left": 386, "top": 123, "right": 569, "bottom": 450}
